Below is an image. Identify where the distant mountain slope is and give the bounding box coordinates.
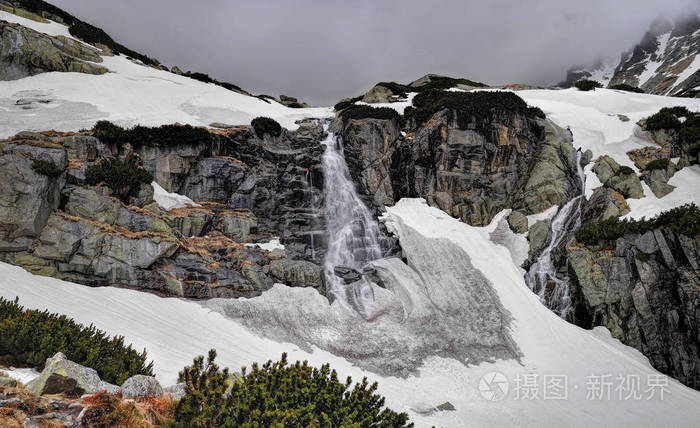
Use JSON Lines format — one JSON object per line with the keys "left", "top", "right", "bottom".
{"left": 561, "top": 13, "right": 700, "bottom": 97}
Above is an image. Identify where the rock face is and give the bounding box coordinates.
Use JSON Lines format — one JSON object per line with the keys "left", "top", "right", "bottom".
{"left": 0, "top": 124, "right": 327, "bottom": 298}
{"left": 580, "top": 187, "right": 630, "bottom": 224}
{"left": 26, "top": 352, "right": 118, "bottom": 396}
{"left": 337, "top": 109, "right": 584, "bottom": 226}
{"left": 566, "top": 229, "right": 700, "bottom": 389}
{"left": 592, "top": 155, "right": 644, "bottom": 199}
{"left": 0, "top": 21, "right": 107, "bottom": 80}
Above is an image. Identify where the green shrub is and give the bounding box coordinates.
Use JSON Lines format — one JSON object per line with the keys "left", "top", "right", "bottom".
{"left": 251, "top": 117, "right": 282, "bottom": 138}
{"left": 0, "top": 297, "right": 152, "bottom": 384}
{"left": 616, "top": 165, "right": 635, "bottom": 175}
{"left": 93, "top": 121, "right": 213, "bottom": 147}
{"left": 643, "top": 107, "right": 689, "bottom": 131}
{"left": 31, "top": 159, "right": 63, "bottom": 178}
{"left": 574, "top": 80, "right": 602, "bottom": 91}
{"left": 165, "top": 350, "right": 412, "bottom": 427}
{"left": 85, "top": 158, "right": 153, "bottom": 202}
{"left": 575, "top": 203, "right": 700, "bottom": 246}
{"left": 339, "top": 105, "right": 401, "bottom": 121}
{"left": 375, "top": 77, "right": 487, "bottom": 98}
{"left": 644, "top": 158, "right": 671, "bottom": 171}
{"left": 406, "top": 89, "right": 544, "bottom": 128}
{"left": 334, "top": 100, "right": 355, "bottom": 111}
{"left": 182, "top": 72, "right": 243, "bottom": 93}
{"left": 609, "top": 84, "right": 644, "bottom": 93}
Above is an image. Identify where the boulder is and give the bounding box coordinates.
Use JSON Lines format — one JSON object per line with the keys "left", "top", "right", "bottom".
{"left": 25, "top": 353, "right": 118, "bottom": 396}
{"left": 219, "top": 212, "right": 257, "bottom": 241}
{"left": 333, "top": 265, "right": 362, "bottom": 284}
{"left": 0, "top": 22, "right": 107, "bottom": 80}
{"left": 507, "top": 211, "right": 528, "bottom": 234}
{"left": 270, "top": 259, "right": 323, "bottom": 288}
{"left": 592, "top": 155, "right": 644, "bottom": 199}
{"left": 120, "top": 375, "right": 163, "bottom": 399}
{"left": 361, "top": 84, "right": 396, "bottom": 103}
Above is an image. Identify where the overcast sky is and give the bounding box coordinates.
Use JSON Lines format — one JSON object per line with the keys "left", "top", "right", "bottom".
{"left": 53, "top": 0, "right": 697, "bottom": 105}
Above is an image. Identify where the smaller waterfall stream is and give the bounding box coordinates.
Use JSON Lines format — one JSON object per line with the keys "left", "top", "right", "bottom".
{"left": 526, "top": 127, "right": 586, "bottom": 318}
{"left": 321, "top": 127, "right": 382, "bottom": 317}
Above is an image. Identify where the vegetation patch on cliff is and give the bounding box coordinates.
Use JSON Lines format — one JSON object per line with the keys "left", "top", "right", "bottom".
{"left": 31, "top": 159, "right": 63, "bottom": 178}
{"left": 165, "top": 349, "right": 412, "bottom": 427}
{"left": 610, "top": 83, "right": 644, "bottom": 93}
{"left": 251, "top": 116, "right": 282, "bottom": 138}
{"left": 574, "top": 203, "right": 700, "bottom": 246}
{"left": 405, "top": 89, "right": 545, "bottom": 128}
{"left": 93, "top": 121, "right": 214, "bottom": 147}
{"left": 86, "top": 158, "right": 153, "bottom": 203}
{"left": 0, "top": 297, "right": 153, "bottom": 385}
{"left": 339, "top": 105, "right": 401, "bottom": 121}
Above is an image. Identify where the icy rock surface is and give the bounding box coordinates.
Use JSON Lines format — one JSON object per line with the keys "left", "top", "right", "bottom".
{"left": 204, "top": 210, "right": 520, "bottom": 377}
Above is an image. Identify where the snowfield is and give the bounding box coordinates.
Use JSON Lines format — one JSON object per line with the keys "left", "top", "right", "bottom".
{"left": 0, "top": 11, "right": 332, "bottom": 137}
{"left": 518, "top": 88, "right": 700, "bottom": 218}
{"left": 2, "top": 199, "right": 700, "bottom": 427}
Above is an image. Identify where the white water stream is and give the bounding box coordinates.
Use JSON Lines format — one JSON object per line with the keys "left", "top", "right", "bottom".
{"left": 525, "top": 125, "right": 586, "bottom": 318}
{"left": 320, "top": 128, "right": 382, "bottom": 318}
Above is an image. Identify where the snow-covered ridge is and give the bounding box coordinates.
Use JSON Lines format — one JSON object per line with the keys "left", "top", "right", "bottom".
{"left": 0, "top": 10, "right": 332, "bottom": 137}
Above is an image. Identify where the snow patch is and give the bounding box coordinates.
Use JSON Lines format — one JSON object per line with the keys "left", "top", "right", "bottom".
{"left": 152, "top": 182, "right": 199, "bottom": 210}
{"left": 1, "top": 366, "right": 40, "bottom": 385}
{"left": 244, "top": 238, "right": 285, "bottom": 252}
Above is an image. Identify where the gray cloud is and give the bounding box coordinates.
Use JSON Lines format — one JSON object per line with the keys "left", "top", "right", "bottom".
{"left": 53, "top": 0, "right": 697, "bottom": 105}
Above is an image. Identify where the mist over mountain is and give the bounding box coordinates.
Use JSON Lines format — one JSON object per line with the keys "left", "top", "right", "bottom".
{"left": 51, "top": 0, "right": 697, "bottom": 104}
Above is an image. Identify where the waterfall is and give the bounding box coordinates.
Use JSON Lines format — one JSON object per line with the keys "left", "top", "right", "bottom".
{"left": 525, "top": 126, "right": 585, "bottom": 318}
{"left": 321, "top": 127, "right": 382, "bottom": 318}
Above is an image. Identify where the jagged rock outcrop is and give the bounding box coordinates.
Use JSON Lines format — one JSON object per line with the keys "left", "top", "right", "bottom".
{"left": 580, "top": 187, "right": 630, "bottom": 224}
{"left": 0, "top": 124, "right": 327, "bottom": 298}
{"left": 0, "top": 21, "right": 107, "bottom": 80}
{"left": 561, "top": 13, "right": 700, "bottom": 97}
{"left": 592, "top": 155, "right": 644, "bottom": 199}
{"left": 337, "top": 109, "right": 584, "bottom": 226}
{"left": 566, "top": 229, "right": 700, "bottom": 389}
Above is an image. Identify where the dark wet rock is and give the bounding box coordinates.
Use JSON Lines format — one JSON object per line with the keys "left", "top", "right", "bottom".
{"left": 333, "top": 265, "right": 362, "bottom": 284}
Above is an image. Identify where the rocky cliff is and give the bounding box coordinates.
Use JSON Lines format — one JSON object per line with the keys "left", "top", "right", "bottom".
{"left": 0, "top": 123, "right": 328, "bottom": 298}
{"left": 566, "top": 227, "right": 700, "bottom": 389}
{"left": 334, "top": 97, "right": 586, "bottom": 226}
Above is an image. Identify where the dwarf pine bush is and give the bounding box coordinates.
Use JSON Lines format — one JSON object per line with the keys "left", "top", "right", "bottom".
{"left": 85, "top": 158, "right": 153, "bottom": 203}
{"left": 0, "top": 297, "right": 153, "bottom": 384}
{"left": 165, "top": 350, "right": 413, "bottom": 427}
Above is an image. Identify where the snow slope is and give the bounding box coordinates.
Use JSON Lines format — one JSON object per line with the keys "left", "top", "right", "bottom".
{"left": 3, "top": 198, "right": 700, "bottom": 427}
{"left": 0, "top": 12, "right": 332, "bottom": 138}
{"left": 518, "top": 88, "right": 700, "bottom": 218}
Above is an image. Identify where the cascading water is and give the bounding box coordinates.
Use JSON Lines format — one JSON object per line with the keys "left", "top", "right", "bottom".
{"left": 525, "top": 124, "right": 586, "bottom": 318}
{"left": 321, "top": 126, "right": 383, "bottom": 318}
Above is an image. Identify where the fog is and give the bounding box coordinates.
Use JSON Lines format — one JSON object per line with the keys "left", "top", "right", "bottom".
{"left": 53, "top": 0, "right": 698, "bottom": 105}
